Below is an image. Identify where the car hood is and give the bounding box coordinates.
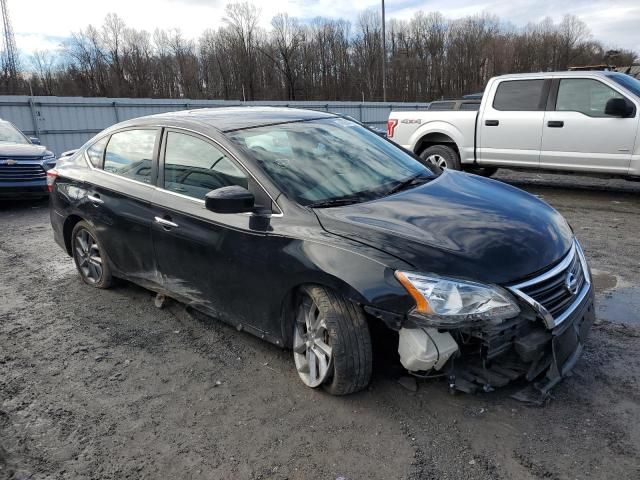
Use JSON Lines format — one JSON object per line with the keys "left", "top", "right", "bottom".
{"left": 314, "top": 171, "right": 574, "bottom": 285}
{"left": 0, "top": 143, "right": 47, "bottom": 157}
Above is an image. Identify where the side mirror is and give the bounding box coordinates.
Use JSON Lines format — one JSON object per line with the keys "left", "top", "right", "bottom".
{"left": 30, "top": 137, "right": 41, "bottom": 145}
{"left": 205, "top": 185, "right": 255, "bottom": 214}
{"left": 605, "top": 98, "right": 633, "bottom": 117}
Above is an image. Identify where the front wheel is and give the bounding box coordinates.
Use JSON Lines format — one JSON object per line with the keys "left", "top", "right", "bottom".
{"left": 419, "top": 144, "right": 461, "bottom": 173}
{"left": 293, "top": 286, "right": 372, "bottom": 395}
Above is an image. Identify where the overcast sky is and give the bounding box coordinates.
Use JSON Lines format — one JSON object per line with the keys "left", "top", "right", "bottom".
{"left": 12, "top": 0, "right": 640, "bottom": 56}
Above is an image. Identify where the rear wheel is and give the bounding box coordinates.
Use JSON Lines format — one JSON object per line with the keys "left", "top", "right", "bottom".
{"left": 293, "top": 286, "right": 372, "bottom": 395}
{"left": 419, "top": 144, "right": 461, "bottom": 173}
{"left": 71, "top": 221, "right": 113, "bottom": 289}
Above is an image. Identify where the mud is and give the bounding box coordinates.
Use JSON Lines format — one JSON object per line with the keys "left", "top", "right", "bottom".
{"left": 1, "top": 170, "right": 639, "bottom": 480}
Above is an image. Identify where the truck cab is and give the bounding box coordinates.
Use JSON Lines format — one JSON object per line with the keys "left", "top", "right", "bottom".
{"left": 389, "top": 71, "right": 640, "bottom": 180}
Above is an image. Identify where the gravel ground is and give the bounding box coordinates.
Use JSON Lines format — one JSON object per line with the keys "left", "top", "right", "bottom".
{"left": 1, "top": 171, "right": 639, "bottom": 480}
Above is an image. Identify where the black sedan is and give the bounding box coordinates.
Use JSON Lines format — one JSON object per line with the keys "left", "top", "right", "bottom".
{"left": 49, "top": 107, "right": 594, "bottom": 400}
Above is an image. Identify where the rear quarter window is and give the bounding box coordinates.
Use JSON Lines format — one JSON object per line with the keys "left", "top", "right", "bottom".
{"left": 86, "top": 136, "right": 109, "bottom": 168}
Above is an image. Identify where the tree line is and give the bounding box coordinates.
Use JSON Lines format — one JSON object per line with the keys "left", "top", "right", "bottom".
{"left": 4, "top": 2, "right": 638, "bottom": 102}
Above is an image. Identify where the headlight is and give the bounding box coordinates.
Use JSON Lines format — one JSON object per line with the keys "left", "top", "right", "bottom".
{"left": 395, "top": 271, "right": 520, "bottom": 328}
{"left": 41, "top": 153, "right": 57, "bottom": 170}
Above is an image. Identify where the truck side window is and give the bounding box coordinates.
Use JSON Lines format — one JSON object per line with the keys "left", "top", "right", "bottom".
{"left": 556, "top": 79, "right": 625, "bottom": 117}
{"left": 493, "top": 80, "right": 545, "bottom": 111}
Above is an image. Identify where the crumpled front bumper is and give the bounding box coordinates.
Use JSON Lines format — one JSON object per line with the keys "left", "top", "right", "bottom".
{"left": 442, "top": 284, "right": 595, "bottom": 404}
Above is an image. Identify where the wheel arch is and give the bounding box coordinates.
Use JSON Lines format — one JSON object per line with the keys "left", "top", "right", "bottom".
{"left": 275, "top": 257, "right": 413, "bottom": 349}
{"left": 409, "top": 121, "right": 465, "bottom": 157}
{"left": 415, "top": 131, "right": 460, "bottom": 158}
{"left": 278, "top": 277, "right": 371, "bottom": 349}
{"left": 62, "top": 214, "right": 86, "bottom": 256}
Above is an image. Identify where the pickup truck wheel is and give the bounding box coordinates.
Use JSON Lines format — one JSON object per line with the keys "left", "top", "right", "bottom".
{"left": 420, "top": 145, "right": 461, "bottom": 172}
{"left": 293, "top": 286, "right": 372, "bottom": 395}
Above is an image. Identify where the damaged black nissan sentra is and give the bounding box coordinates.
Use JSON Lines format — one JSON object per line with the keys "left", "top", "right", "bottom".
{"left": 49, "top": 107, "right": 594, "bottom": 401}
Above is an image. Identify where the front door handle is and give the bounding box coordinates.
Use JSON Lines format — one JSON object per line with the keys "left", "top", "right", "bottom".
{"left": 485, "top": 119, "right": 499, "bottom": 126}
{"left": 547, "top": 120, "right": 564, "bottom": 128}
{"left": 87, "top": 194, "right": 104, "bottom": 205}
{"left": 154, "top": 216, "right": 179, "bottom": 229}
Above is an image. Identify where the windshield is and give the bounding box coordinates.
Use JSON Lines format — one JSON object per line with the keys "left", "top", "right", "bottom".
{"left": 608, "top": 73, "right": 640, "bottom": 97}
{"left": 0, "top": 122, "right": 29, "bottom": 144}
{"left": 227, "top": 117, "right": 434, "bottom": 206}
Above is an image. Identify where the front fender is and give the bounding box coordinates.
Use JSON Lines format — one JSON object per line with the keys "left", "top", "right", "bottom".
{"left": 271, "top": 236, "right": 415, "bottom": 346}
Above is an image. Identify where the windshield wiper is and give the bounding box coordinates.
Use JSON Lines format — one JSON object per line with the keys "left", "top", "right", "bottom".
{"left": 385, "top": 173, "right": 432, "bottom": 196}
{"left": 307, "top": 195, "right": 369, "bottom": 209}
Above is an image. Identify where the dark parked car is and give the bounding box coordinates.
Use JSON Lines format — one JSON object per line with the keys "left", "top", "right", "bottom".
{"left": 0, "top": 119, "right": 57, "bottom": 198}
{"left": 49, "top": 107, "right": 594, "bottom": 401}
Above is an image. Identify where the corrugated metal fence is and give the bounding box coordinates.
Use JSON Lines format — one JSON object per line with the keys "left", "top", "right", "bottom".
{"left": 0, "top": 96, "right": 429, "bottom": 155}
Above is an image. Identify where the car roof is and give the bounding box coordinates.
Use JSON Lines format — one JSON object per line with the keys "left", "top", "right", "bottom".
{"left": 494, "top": 71, "right": 620, "bottom": 80}
{"left": 127, "top": 106, "right": 337, "bottom": 133}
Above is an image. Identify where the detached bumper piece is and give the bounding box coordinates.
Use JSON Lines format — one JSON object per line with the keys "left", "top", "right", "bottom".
{"left": 446, "top": 288, "right": 595, "bottom": 405}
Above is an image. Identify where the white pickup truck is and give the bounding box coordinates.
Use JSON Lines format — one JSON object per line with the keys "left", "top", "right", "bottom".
{"left": 388, "top": 71, "right": 640, "bottom": 180}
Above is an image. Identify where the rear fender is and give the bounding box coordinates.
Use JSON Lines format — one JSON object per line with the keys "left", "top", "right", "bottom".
{"left": 410, "top": 121, "right": 468, "bottom": 161}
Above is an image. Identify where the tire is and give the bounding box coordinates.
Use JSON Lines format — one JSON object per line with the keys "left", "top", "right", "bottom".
{"left": 292, "top": 286, "right": 372, "bottom": 395}
{"left": 464, "top": 166, "right": 499, "bottom": 177}
{"left": 419, "top": 144, "right": 461, "bottom": 172}
{"left": 71, "top": 220, "right": 113, "bottom": 289}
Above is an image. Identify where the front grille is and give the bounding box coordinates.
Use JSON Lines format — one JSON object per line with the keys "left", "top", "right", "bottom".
{"left": 0, "top": 162, "right": 46, "bottom": 182}
{"left": 510, "top": 243, "right": 589, "bottom": 327}
{"left": 520, "top": 253, "right": 585, "bottom": 317}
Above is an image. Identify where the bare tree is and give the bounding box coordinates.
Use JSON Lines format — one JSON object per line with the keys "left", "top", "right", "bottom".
{"left": 5, "top": 6, "right": 635, "bottom": 100}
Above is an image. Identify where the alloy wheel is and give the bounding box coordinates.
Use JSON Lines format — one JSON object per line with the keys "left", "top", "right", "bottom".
{"left": 293, "top": 295, "right": 333, "bottom": 387}
{"left": 74, "top": 229, "right": 103, "bottom": 284}
{"left": 425, "top": 154, "right": 448, "bottom": 170}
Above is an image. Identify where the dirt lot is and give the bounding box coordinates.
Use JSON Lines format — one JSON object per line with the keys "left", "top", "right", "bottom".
{"left": 1, "top": 171, "right": 639, "bottom": 480}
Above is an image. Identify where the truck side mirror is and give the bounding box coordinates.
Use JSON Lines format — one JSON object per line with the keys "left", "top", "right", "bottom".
{"left": 605, "top": 98, "right": 633, "bottom": 118}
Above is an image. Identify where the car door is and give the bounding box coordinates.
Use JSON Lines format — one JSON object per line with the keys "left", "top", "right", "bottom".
{"left": 82, "top": 128, "right": 161, "bottom": 285}
{"left": 150, "top": 129, "right": 286, "bottom": 342}
{"left": 540, "top": 77, "right": 637, "bottom": 174}
{"left": 477, "top": 78, "right": 549, "bottom": 167}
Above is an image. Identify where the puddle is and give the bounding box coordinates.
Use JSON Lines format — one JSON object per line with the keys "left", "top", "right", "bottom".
{"left": 597, "top": 288, "right": 640, "bottom": 325}
{"left": 591, "top": 270, "right": 640, "bottom": 325}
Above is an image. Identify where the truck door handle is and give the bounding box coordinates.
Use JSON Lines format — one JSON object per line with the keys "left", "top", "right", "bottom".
{"left": 547, "top": 120, "right": 564, "bottom": 128}
{"left": 154, "top": 216, "right": 179, "bottom": 229}
{"left": 87, "top": 194, "right": 103, "bottom": 205}
{"left": 485, "top": 119, "right": 499, "bottom": 126}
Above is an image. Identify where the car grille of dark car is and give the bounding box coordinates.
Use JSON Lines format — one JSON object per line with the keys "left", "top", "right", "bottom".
{"left": 0, "top": 158, "right": 46, "bottom": 182}
{"left": 513, "top": 247, "right": 586, "bottom": 322}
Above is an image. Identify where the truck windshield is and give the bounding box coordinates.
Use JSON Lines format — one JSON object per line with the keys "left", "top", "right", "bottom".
{"left": 227, "top": 117, "right": 434, "bottom": 206}
{"left": 0, "top": 122, "right": 29, "bottom": 144}
{"left": 608, "top": 73, "right": 640, "bottom": 97}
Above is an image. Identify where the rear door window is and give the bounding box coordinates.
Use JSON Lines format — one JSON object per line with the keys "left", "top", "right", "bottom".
{"left": 163, "top": 131, "right": 248, "bottom": 200}
{"left": 103, "top": 129, "right": 157, "bottom": 183}
{"left": 493, "top": 80, "right": 545, "bottom": 111}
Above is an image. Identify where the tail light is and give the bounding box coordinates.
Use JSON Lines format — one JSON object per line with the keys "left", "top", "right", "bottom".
{"left": 47, "top": 168, "right": 58, "bottom": 192}
{"left": 387, "top": 119, "right": 398, "bottom": 138}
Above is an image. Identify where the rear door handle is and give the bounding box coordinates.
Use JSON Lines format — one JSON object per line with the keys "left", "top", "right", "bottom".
{"left": 547, "top": 120, "right": 564, "bottom": 128}
{"left": 154, "top": 216, "right": 179, "bottom": 229}
{"left": 485, "top": 119, "right": 499, "bottom": 126}
{"left": 87, "top": 194, "right": 103, "bottom": 205}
